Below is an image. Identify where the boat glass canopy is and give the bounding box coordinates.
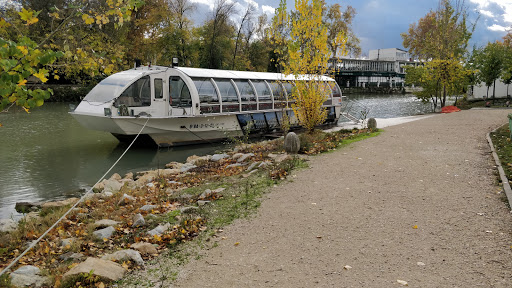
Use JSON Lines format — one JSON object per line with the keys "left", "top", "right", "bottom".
{"left": 83, "top": 71, "right": 146, "bottom": 103}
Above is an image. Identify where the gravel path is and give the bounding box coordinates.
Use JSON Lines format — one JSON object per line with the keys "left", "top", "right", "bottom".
{"left": 170, "top": 109, "right": 512, "bottom": 287}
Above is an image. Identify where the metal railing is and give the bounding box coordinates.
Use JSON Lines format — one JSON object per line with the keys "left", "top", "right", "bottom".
{"left": 339, "top": 97, "right": 371, "bottom": 123}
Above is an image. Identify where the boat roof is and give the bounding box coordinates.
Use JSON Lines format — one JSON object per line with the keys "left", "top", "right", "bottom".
{"left": 175, "top": 67, "right": 335, "bottom": 82}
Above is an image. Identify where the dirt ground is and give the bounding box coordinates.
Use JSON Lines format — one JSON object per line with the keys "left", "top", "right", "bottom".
{"left": 144, "top": 109, "right": 512, "bottom": 287}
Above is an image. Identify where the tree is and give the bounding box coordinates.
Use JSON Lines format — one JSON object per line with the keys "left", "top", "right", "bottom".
{"left": 200, "top": 0, "right": 236, "bottom": 69}
{"left": 401, "top": 0, "right": 473, "bottom": 61}
{"left": 0, "top": 1, "right": 142, "bottom": 114}
{"left": 401, "top": 0, "right": 475, "bottom": 108}
{"left": 278, "top": 0, "right": 346, "bottom": 132}
{"left": 268, "top": 0, "right": 289, "bottom": 73}
{"left": 405, "top": 60, "right": 472, "bottom": 109}
{"left": 472, "top": 42, "right": 505, "bottom": 99}
{"left": 500, "top": 34, "right": 512, "bottom": 98}
{"left": 325, "top": 4, "right": 360, "bottom": 58}
{"left": 232, "top": 4, "right": 255, "bottom": 70}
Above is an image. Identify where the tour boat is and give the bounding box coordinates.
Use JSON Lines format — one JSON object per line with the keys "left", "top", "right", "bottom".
{"left": 70, "top": 65, "right": 343, "bottom": 146}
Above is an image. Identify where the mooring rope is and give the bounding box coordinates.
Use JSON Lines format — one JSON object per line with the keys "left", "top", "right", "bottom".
{"left": 0, "top": 117, "right": 151, "bottom": 278}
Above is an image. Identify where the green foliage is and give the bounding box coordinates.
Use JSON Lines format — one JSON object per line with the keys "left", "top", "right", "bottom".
{"left": 401, "top": 0, "right": 475, "bottom": 108}
{"left": 0, "top": 0, "right": 143, "bottom": 113}
{"left": 471, "top": 42, "right": 508, "bottom": 98}
{"left": 401, "top": 0, "right": 474, "bottom": 61}
{"left": 0, "top": 36, "right": 62, "bottom": 111}
{"left": 405, "top": 60, "right": 472, "bottom": 108}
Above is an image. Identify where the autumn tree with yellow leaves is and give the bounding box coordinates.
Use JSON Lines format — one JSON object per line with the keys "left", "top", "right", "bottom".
{"left": 0, "top": 0, "right": 142, "bottom": 113}
{"left": 271, "top": 0, "right": 347, "bottom": 132}
{"left": 401, "top": 0, "right": 475, "bottom": 109}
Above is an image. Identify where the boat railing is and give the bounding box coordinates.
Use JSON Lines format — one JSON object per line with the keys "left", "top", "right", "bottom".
{"left": 339, "top": 97, "right": 371, "bottom": 123}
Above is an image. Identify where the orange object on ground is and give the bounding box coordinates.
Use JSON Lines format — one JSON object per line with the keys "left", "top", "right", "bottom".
{"left": 441, "top": 106, "right": 461, "bottom": 113}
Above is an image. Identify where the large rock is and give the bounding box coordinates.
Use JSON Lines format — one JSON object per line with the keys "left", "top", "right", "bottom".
{"left": 10, "top": 265, "right": 49, "bottom": 288}
{"left": 130, "top": 242, "right": 158, "bottom": 255}
{"left": 236, "top": 153, "right": 254, "bottom": 163}
{"left": 41, "top": 198, "right": 79, "bottom": 209}
{"left": 367, "top": 118, "right": 377, "bottom": 129}
{"left": 15, "top": 202, "right": 42, "bottom": 213}
{"left": 101, "top": 249, "right": 144, "bottom": 266}
{"left": 140, "top": 204, "right": 158, "bottom": 211}
{"left": 284, "top": 132, "right": 300, "bottom": 154}
{"left": 109, "top": 173, "right": 122, "bottom": 181}
{"left": 60, "top": 237, "right": 77, "bottom": 248}
{"left": 93, "top": 219, "right": 119, "bottom": 229}
{"left": 147, "top": 223, "right": 170, "bottom": 236}
{"left": 246, "top": 162, "right": 260, "bottom": 172}
{"left": 132, "top": 214, "right": 145, "bottom": 227}
{"left": 103, "top": 179, "right": 123, "bottom": 194}
{"left": 93, "top": 226, "right": 115, "bottom": 240}
{"left": 165, "top": 162, "right": 183, "bottom": 169}
{"left": 120, "top": 179, "right": 137, "bottom": 190}
{"left": 180, "top": 163, "right": 197, "bottom": 173}
{"left": 0, "top": 219, "right": 17, "bottom": 233}
{"left": 211, "top": 153, "right": 229, "bottom": 162}
{"left": 118, "top": 194, "right": 136, "bottom": 206}
{"left": 273, "top": 153, "right": 292, "bottom": 164}
{"left": 63, "top": 257, "right": 127, "bottom": 282}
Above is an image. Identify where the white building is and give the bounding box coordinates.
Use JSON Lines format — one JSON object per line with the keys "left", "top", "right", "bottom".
{"left": 469, "top": 80, "right": 512, "bottom": 99}
{"left": 369, "top": 48, "right": 410, "bottom": 62}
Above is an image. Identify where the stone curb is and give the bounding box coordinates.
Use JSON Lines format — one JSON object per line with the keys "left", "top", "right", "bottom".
{"left": 486, "top": 127, "right": 512, "bottom": 209}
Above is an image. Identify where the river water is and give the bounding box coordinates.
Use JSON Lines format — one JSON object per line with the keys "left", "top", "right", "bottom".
{"left": 0, "top": 94, "right": 431, "bottom": 219}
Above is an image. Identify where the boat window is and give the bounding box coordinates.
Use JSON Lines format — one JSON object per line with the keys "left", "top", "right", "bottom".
{"left": 84, "top": 72, "right": 142, "bottom": 103}
{"left": 328, "top": 81, "right": 342, "bottom": 98}
{"left": 169, "top": 76, "right": 191, "bottom": 107}
{"left": 252, "top": 80, "right": 272, "bottom": 110}
{"left": 234, "top": 80, "right": 256, "bottom": 111}
{"left": 154, "top": 78, "right": 163, "bottom": 99}
{"left": 214, "top": 79, "right": 239, "bottom": 112}
{"left": 116, "top": 76, "right": 151, "bottom": 107}
{"left": 270, "top": 81, "right": 286, "bottom": 109}
{"left": 192, "top": 77, "right": 220, "bottom": 114}
{"left": 320, "top": 81, "right": 333, "bottom": 105}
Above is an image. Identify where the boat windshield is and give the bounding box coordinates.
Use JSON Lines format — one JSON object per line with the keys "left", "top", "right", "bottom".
{"left": 83, "top": 72, "right": 143, "bottom": 102}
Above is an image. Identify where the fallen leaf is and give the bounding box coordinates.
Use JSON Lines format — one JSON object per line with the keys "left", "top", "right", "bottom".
{"left": 234, "top": 242, "right": 240, "bottom": 246}
{"left": 122, "top": 261, "right": 129, "bottom": 269}
{"left": 412, "top": 225, "right": 418, "bottom": 229}
{"left": 316, "top": 236, "right": 322, "bottom": 239}
{"left": 397, "top": 279, "right": 408, "bottom": 286}
{"left": 343, "top": 265, "right": 352, "bottom": 270}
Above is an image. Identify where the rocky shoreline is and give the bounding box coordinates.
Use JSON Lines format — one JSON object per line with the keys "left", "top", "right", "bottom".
{"left": 0, "top": 129, "right": 377, "bottom": 287}
{"left": 0, "top": 137, "right": 301, "bottom": 287}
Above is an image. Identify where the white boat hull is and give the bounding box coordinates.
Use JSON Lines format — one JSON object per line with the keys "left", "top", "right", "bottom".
{"left": 71, "top": 112, "right": 243, "bottom": 146}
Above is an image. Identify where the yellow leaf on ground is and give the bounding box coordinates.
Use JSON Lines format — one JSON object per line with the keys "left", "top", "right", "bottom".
{"left": 234, "top": 242, "right": 240, "bottom": 246}
{"left": 412, "top": 225, "right": 418, "bottom": 229}
{"left": 121, "top": 262, "right": 129, "bottom": 269}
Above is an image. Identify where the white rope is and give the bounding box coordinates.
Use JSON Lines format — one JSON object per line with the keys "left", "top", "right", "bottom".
{"left": 0, "top": 117, "right": 151, "bottom": 277}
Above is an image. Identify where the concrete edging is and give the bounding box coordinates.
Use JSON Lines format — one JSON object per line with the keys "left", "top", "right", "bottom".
{"left": 486, "top": 127, "right": 512, "bottom": 209}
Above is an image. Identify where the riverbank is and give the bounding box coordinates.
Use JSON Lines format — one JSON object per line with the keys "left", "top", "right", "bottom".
{"left": 133, "top": 109, "right": 512, "bottom": 287}
{"left": 0, "top": 128, "right": 379, "bottom": 287}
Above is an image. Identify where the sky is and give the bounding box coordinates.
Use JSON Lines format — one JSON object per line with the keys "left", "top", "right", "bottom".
{"left": 189, "top": 0, "right": 512, "bottom": 56}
